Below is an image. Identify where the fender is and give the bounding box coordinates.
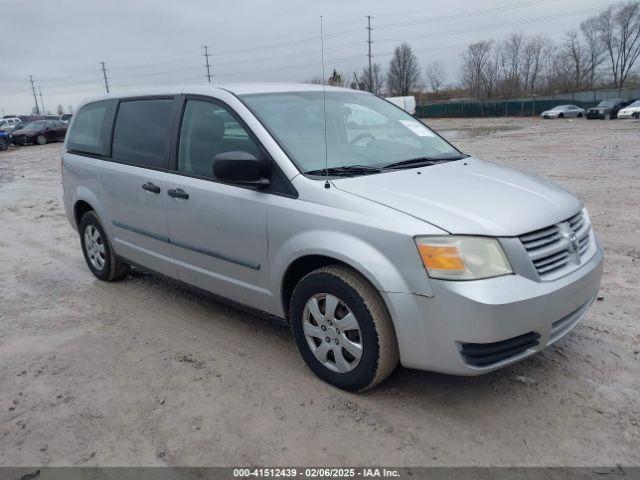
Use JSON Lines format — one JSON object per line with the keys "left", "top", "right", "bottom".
{"left": 269, "top": 229, "right": 434, "bottom": 317}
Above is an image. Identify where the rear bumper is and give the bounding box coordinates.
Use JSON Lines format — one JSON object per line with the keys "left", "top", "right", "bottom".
{"left": 383, "top": 242, "right": 603, "bottom": 375}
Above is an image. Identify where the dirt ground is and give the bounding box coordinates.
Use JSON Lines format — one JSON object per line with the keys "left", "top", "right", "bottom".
{"left": 1, "top": 117, "right": 639, "bottom": 467}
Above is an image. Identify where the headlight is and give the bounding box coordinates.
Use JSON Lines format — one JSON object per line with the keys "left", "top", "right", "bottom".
{"left": 415, "top": 236, "right": 513, "bottom": 280}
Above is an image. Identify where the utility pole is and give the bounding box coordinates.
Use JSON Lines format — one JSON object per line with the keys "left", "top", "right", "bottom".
{"left": 38, "top": 86, "right": 45, "bottom": 115}
{"left": 203, "top": 46, "right": 212, "bottom": 83}
{"left": 29, "top": 75, "right": 40, "bottom": 115}
{"left": 366, "top": 15, "right": 373, "bottom": 93}
{"left": 100, "top": 61, "right": 110, "bottom": 93}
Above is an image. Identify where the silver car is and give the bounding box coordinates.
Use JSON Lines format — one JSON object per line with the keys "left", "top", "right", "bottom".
{"left": 541, "top": 104, "right": 585, "bottom": 119}
{"left": 62, "top": 84, "right": 603, "bottom": 391}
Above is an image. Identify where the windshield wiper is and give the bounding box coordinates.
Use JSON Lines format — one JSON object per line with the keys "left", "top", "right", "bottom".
{"left": 305, "top": 165, "right": 382, "bottom": 176}
{"left": 382, "top": 155, "right": 465, "bottom": 170}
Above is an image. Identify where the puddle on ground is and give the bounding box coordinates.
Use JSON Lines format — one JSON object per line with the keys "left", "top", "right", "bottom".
{"left": 435, "top": 125, "right": 522, "bottom": 140}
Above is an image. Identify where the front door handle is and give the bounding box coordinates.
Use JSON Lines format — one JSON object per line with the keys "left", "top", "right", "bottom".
{"left": 142, "top": 182, "right": 161, "bottom": 194}
{"left": 167, "top": 188, "right": 189, "bottom": 200}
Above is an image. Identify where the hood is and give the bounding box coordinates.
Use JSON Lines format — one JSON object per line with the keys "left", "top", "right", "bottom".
{"left": 331, "top": 158, "right": 582, "bottom": 236}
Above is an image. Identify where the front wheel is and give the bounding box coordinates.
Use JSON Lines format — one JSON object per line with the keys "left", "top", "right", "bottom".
{"left": 290, "top": 265, "right": 398, "bottom": 391}
{"left": 36, "top": 134, "right": 47, "bottom": 145}
{"left": 79, "top": 211, "right": 129, "bottom": 281}
{"left": 0, "top": 137, "right": 8, "bottom": 151}
{"left": 604, "top": 113, "right": 611, "bottom": 120}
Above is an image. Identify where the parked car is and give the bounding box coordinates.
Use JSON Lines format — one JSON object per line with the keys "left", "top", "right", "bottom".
{"left": 586, "top": 98, "right": 628, "bottom": 119}
{"left": 0, "top": 121, "right": 25, "bottom": 133}
{"left": 540, "top": 104, "right": 585, "bottom": 119}
{"left": 62, "top": 84, "right": 603, "bottom": 391}
{"left": 10, "top": 119, "right": 68, "bottom": 146}
{"left": 61, "top": 113, "right": 73, "bottom": 123}
{"left": 0, "top": 130, "right": 8, "bottom": 151}
{"left": 616, "top": 100, "right": 640, "bottom": 119}
{"left": 0, "top": 117, "right": 22, "bottom": 129}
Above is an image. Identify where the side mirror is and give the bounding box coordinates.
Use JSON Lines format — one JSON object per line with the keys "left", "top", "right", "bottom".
{"left": 213, "top": 151, "right": 271, "bottom": 188}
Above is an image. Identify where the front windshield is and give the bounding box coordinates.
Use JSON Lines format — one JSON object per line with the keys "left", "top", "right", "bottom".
{"left": 598, "top": 99, "right": 619, "bottom": 107}
{"left": 627, "top": 100, "right": 640, "bottom": 108}
{"left": 24, "top": 121, "right": 47, "bottom": 129}
{"left": 240, "top": 91, "right": 462, "bottom": 173}
{"left": 552, "top": 105, "right": 568, "bottom": 110}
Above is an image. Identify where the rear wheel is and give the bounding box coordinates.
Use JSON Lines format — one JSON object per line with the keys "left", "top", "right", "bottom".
{"left": 0, "top": 137, "right": 8, "bottom": 151}
{"left": 559, "top": 113, "right": 564, "bottom": 118}
{"left": 36, "top": 134, "right": 47, "bottom": 145}
{"left": 577, "top": 113, "right": 583, "bottom": 118}
{"left": 79, "top": 211, "right": 129, "bottom": 281}
{"left": 289, "top": 265, "right": 398, "bottom": 391}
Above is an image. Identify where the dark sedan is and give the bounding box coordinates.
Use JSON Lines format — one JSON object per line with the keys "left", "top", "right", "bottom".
{"left": 586, "top": 98, "right": 629, "bottom": 119}
{"left": 9, "top": 120, "right": 67, "bottom": 146}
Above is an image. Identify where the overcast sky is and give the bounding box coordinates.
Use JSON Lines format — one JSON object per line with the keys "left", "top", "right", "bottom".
{"left": 0, "top": 0, "right": 620, "bottom": 115}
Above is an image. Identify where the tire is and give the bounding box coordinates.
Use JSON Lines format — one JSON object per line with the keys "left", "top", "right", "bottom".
{"left": 79, "top": 211, "right": 129, "bottom": 281}
{"left": 289, "top": 265, "right": 398, "bottom": 391}
{"left": 559, "top": 113, "right": 564, "bottom": 118}
{"left": 0, "top": 137, "right": 7, "bottom": 151}
{"left": 577, "top": 113, "right": 583, "bottom": 118}
{"left": 36, "top": 134, "right": 47, "bottom": 145}
{"left": 604, "top": 113, "right": 611, "bottom": 120}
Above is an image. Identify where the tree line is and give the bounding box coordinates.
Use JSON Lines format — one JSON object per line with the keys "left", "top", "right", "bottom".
{"left": 316, "top": 1, "right": 640, "bottom": 99}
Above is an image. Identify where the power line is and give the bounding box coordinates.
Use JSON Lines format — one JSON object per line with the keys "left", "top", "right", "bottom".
{"left": 100, "top": 61, "right": 110, "bottom": 93}
{"left": 29, "top": 75, "right": 40, "bottom": 115}
{"left": 203, "top": 45, "right": 212, "bottom": 83}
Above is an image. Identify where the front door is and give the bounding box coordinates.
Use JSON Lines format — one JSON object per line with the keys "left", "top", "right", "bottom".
{"left": 163, "top": 98, "right": 271, "bottom": 310}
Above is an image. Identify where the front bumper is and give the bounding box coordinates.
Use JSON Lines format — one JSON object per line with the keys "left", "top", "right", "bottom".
{"left": 382, "top": 242, "right": 603, "bottom": 375}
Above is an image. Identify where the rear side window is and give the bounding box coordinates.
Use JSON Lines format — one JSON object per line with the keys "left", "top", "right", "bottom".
{"left": 66, "top": 101, "right": 111, "bottom": 155}
{"left": 112, "top": 99, "right": 173, "bottom": 169}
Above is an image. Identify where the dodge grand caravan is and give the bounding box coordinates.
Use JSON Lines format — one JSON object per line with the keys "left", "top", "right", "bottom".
{"left": 62, "top": 84, "right": 603, "bottom": 391}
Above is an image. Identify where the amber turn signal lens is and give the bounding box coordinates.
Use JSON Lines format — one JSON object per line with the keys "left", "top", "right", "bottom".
{"left": 417, "top": 244, "right": 465, "bottom": 271}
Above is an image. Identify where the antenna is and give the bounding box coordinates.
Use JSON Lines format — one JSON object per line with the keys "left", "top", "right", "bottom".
{"left": 320, "top": 16, "right": 330, "bottom": 189}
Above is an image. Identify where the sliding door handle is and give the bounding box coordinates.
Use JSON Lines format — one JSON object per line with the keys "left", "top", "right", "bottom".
{"left": 167, "top": 188, "right": 189, "bottom": 200}
{"left": 142, "top": 182, "right": 161, "bottom": 194}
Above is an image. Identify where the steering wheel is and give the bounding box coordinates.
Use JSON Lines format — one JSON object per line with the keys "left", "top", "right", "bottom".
{"left": 349, "top": 132, "right": 375, "bottom": 146}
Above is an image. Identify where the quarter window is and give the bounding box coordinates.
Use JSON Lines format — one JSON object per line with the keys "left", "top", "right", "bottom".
{"left": 112, "top": 99, "right": 173, "bottom": 169}
{"left": 66, "top": 101, "right": 111, "bottom": 155}
{"left": 177, "top": 100, "right": 261, "bottom": 179}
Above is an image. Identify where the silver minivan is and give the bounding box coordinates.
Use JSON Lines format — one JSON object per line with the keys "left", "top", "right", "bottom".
{"left": 63, "top": 83, "right": 603, "bottom": 391}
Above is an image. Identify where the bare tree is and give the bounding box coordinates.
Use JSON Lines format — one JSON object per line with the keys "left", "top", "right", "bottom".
{"left": 499, "top": 32, "right": 525, "bottom": 96}
{"left": 580, "top": 17, "right": 605, "bottom": 87}
{"left": 387, "top": 43, "right": 421, "bottom": 96}
{"left": 57, "top": 104, "right": 64, "bottom": 115}
{"left": 563, "top": 29, "right": 588, "bottom": 90}
{"left": 595, "top": 1, "right": 640, "bottom": 93}
{"left": 521, "top": 35, "right": 548, "bottom": 93}
{"left": 361, "top": 63, "right": 385, "bottom": 94}
{"left": 425, "top": 61, "right": 446, "bottom": 94}
{"left": 461, "top": 40, "right": 493, "bottom": 99}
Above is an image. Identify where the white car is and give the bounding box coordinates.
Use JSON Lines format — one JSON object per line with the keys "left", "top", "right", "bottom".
{"left": 617, "top": 100, "right": 640, "bottom": 119}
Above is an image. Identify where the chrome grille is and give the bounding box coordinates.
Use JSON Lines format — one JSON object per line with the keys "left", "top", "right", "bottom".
{"left": 520, "top": 210, "right": 592, "bottom": 280}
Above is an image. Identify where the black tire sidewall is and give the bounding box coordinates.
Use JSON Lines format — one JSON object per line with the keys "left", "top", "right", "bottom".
{"left": 290, "top": 271, "right": 381, "bottom": 391}
{"left": 79, "top": 211, "right": 114, "bottom": 281}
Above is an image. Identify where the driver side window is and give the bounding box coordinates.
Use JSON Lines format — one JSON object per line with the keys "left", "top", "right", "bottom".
{"left": 178, "top": 100, "right": 261, "bottom": 179}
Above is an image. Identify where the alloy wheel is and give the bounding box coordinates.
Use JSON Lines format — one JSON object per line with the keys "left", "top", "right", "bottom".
{"left": 84, "top": 225, "right": 106, "bottom": 271}
{"left": 36, "top": 134, "right": 47, "bottom": 145}
{"left": 302, "top": 293, "right": 363, "bottom": 373}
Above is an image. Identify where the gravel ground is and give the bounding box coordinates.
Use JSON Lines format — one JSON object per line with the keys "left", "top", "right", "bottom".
{"left": 0, "top": 117, "right": 639, "bottom": 467}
